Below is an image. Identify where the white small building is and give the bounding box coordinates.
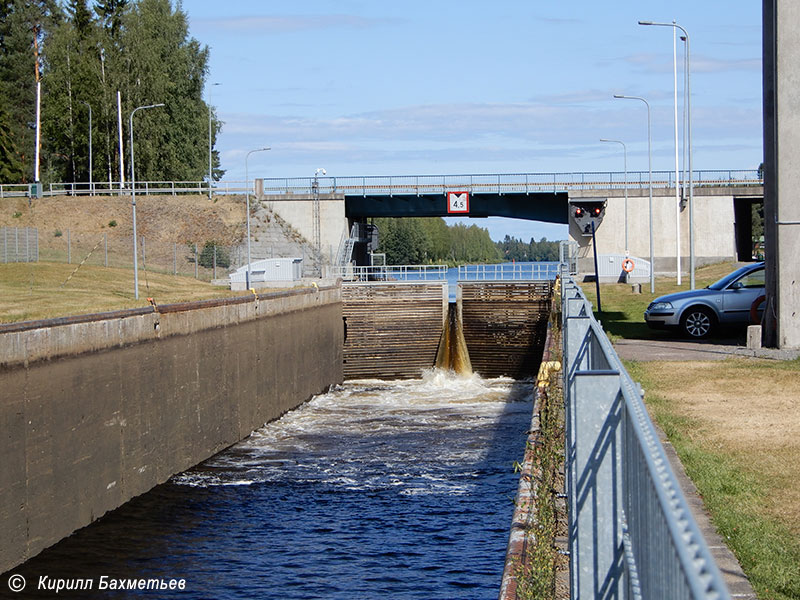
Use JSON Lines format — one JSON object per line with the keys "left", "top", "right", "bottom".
{"left": 230, "top": 258, "right": 303, "bottom": 290}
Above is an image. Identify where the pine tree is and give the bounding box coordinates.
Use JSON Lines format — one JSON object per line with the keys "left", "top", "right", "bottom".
{"left": 93, "top": 0, "right": 127, "bottom": 39}
{"left": 119, "top": 0, "right": 214, "bottom": 181}
{"left": 0, "top": 0, "right": 62, "bottom": 182}
{"left": 0, "top": 103, "right": 24, "bottom": 181}
{"left": 42, "top": 0, "right": 104, "bottom": 183}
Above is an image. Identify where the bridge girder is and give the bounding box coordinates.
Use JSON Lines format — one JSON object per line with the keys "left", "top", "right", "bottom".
{"left": 344, "top": 192, "right": 569, "bottom": 224}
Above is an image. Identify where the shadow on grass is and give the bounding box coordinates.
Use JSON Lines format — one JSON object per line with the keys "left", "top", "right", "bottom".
{"left": 594, "top": 310, "right": 664, "bottom": 340}
{"left": 597, "top": 309, "right": 749, "bottom": 347}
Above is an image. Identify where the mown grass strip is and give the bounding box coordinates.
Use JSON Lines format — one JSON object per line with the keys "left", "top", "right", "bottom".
{"left": 0, "top": 262, "right": 240, "bottom": 323}
{"left": 626, "top": 360, "right": 800, "bottom": 600}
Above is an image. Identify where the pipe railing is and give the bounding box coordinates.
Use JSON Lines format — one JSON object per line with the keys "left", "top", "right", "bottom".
{"left": 457, "top": 261, "right": 560, "bottom": 281}
{"left": 561, "top": 276, "right": 730, "bottom": 599}
{"left": 0, "top": 170, "right": 762, "bottom": 199}
{"left": 331, "top": 264, "right": 447, "bottom": 282}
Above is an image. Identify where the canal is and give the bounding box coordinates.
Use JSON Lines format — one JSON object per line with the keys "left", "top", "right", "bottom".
{"left": 13, "top": 370, "right": 533, "bottom": 599}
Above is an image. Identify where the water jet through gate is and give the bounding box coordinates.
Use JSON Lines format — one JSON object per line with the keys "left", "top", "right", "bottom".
{"left": 435, "top": 303, "right": 473, "bottom": 375}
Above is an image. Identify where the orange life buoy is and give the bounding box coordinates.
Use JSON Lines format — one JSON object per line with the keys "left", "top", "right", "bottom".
{"left": 750, "top": 295, "right": 766, "bottom": 325}
{"left": 622, "top": 258, "right": 635, "bottom": 273}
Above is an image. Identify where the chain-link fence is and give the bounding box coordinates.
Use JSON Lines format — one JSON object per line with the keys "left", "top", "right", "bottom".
{"left": 33, "top": 229, "right": 246, "bottom": 282}
{"left": 1, "top": 225, "right": 329, "bottom": 283}
{"left": 1, "top": 227, "right": 39, "bottom": 263}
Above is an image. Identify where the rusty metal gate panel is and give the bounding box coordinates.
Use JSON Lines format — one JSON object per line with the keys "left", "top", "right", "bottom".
{"left": 459, "top": 281, "right": 552, "bottom": 378}
{"left": 342, "top": 282, "right": 447, "bottom": 380}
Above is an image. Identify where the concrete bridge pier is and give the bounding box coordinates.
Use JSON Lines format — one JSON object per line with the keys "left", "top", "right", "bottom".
{"left": 256, "top": 190, "right": 349, "bottom": 272}
{"left": 569, "top": 187, "right": 763, "bottom": 279}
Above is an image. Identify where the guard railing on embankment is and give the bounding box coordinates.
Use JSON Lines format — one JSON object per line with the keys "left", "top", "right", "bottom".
{"left": 561, "top": 276, "right": 730, "bottom": 599}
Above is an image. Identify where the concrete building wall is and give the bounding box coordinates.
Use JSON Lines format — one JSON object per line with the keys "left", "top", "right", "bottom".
{"left": 763, "top": 0, "right": 800, "bottom": 348}
{"left": 570, "top": 188, "right": 758, "bottom": 276}
{"left": 263, "top": 194, "right": 349, "bottom": 264}
{"left": 0, "top": 287, "right": 343, "bottom": 573}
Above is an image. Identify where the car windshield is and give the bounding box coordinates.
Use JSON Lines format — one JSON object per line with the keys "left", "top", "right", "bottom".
{"left": 707, "top": 264, "right": 763, "bottom": 290}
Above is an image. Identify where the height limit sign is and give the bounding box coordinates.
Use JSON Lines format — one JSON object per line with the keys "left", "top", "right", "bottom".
{"left": 447, "top": 191, "right": 469, "bottom": 214}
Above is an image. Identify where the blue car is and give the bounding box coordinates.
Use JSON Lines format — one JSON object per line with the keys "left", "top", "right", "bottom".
{"left": 644, "top": 262, "right": 765, "bottom": 339}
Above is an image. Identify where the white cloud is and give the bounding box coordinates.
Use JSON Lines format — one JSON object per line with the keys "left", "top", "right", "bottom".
{"left": 622, "top": 52, "right": 761, "bottom": 74}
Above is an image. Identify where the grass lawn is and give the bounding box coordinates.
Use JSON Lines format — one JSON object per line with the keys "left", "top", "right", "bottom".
{"left": 628, "top": 359, "right": 800, "bottom": 600}
{"left": 0, "top": 261, "right": 241, "bottom": 323}
{"left": 582, "top": 263, "right": 800, "bottom": 600}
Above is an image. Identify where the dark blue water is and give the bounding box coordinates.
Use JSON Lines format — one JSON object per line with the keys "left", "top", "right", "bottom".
{"left": 9, "top": 372, "right": 532, "bottom": 599}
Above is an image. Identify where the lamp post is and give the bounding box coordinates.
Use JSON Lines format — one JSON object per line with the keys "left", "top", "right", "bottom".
{"left": 81, "top": 101, "right": 93, "bottom": 193}
{"left": 600, "top": 139, "right": 628, "bottom": 256}
{"left": 207, "top": 82, "right": 219, "bottom": 200}
{"left": 130, "top": 103, "right": 165, "bottom": 300}
{"left": 640, "top": 19, "right": 694, "bottom": 289}
{"left": 614, "top": 94, "right": 654, "bottom": 293}
{"left": 245, "top": 147, "right": 271, "bottom": 289}
{"left": 313, "top": 168, "right": 326, "bottom": 271}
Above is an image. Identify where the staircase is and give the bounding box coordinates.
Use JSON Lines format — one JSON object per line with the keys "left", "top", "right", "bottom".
{"left": 238, "top": 202, "right": 322, "bottom": 278}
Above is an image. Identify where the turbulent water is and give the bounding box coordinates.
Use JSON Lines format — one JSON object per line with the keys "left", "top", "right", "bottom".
{"left": 13, "top": 371, "right": 532, "bottom": 599}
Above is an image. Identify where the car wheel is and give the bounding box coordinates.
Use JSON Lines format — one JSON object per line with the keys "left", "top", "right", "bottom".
{"left": 680, "top": 306, "right": 715, "bottom": 339}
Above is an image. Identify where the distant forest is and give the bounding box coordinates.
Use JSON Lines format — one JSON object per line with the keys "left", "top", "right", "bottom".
{"left": 372, "top": 217, "right": 563, "bottom": 265}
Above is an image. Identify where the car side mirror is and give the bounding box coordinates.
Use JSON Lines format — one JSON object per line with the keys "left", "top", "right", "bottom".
{"left": 730, "top": 281, "right": 744, "bottom": 290}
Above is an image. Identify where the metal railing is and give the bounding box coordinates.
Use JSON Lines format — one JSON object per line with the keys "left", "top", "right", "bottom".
{"left": 457, "top": 261, "right": 560, "bottom": 281}
{"left": 256, "top": 169, "right": 761, "bottom": 196}
{"left": 330, "top": 264, "right": 447, "bottom": 282}
{"left": 0, "top": 170, "right": 762, "bottom": 199}
{"left": 561, "top": 277, "right": 730, "bottom": 599}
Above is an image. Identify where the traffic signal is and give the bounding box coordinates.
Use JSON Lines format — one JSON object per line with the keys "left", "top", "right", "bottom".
{"left": 569, "top": 201, "right": 607, "bottom": 235}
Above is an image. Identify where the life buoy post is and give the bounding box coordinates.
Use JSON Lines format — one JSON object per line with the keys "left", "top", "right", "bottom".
{"left": 622, "top": 258, "right": 635, "bottom": 273}
{"left": 750, "top": 295, "right": 766, "bottom": 325}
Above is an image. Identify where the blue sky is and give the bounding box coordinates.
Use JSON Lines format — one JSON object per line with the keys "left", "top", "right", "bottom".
{"left": 184, "top": 0, "right": 762, "bottom": 241}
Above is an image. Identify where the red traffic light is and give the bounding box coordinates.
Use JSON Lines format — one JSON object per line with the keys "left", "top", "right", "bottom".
{"left": 574, "top": 207, "right": 584, "bottom": 218}
{"left": 592, "top": 206, "right": 602, "bottom": 217}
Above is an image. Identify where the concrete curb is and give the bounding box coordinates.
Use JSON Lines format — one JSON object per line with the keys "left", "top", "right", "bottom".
{"left": 0, "top": 285, "right": 341, "bottom": 369}
{"left": 499, "top": 318, "right": 557, "bottom": 600}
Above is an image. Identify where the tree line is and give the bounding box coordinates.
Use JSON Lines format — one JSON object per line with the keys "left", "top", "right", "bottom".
{"left": 372, "top": 217, "right": 562, "bottom": 265}
{"left": 497, "top": 234, "right": 560, "bottom": 262}
{"left": 0, "top": 0, "right": 221, "bottom": 185}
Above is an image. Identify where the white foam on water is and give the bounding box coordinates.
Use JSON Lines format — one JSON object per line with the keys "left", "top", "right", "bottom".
{"left": 172, "top": 369, "right": 533, "bottom": 491}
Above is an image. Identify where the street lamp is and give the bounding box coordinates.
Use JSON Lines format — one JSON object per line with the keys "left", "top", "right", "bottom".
{"left": 313, "top": 168, "right": 326, "bottom": 276}
{"left": 600, "top": 139, "right": 628, "bottom": 256}
{"left": 640, "top": 20, "right": 694, "bottom": 289}
{"left": 245, "top": 147, "right": 271, "bottom": 289}
{"left": 614, "top": 94, "right": 654, "bottom": 293}
{"left": 81, "top": 101, "right": 93, "bottom": 193}
{"left": 130, "top": 103, "right": 165, "bottom": 300}
{"left": 207, "top": 82, "right": 219, "bottom": 200}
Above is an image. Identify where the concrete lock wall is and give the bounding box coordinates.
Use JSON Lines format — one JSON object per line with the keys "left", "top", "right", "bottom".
{"left": 0, "top": 287, "right": 343, "bottom": 573}
{"left": 570, "top": 188, "right": 761, "bottom": 276}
